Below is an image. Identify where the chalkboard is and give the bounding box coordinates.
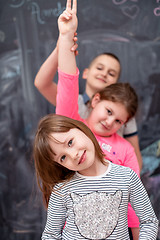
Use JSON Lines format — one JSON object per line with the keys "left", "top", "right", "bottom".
{"left": 0, "top": 1, "right": 160, "bottom": 239}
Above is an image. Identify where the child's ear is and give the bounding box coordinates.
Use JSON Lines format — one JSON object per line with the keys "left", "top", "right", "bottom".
{"left": 91, "top": 93, "right": 101, "bottom": 108}
{"left": 82, "top": 68, "right": 89, "bottom": 79}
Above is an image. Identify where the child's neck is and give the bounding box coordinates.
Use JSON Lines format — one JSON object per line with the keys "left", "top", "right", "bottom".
{"left": 78, "top": 159, "right": 109, "bottom": 177}
{"left": 85, "top": 119, "right": 112, "bottom": 138}
{"left": 85, "top": 85, "right": 97, "bottom": 99}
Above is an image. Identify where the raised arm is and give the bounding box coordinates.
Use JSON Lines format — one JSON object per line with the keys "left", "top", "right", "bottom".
{"left": 58, "top": 0, "right": 78, "bottom": 74}
{"left": 34, "top": 45, "right": 58, "bottom": 106}
{"left": 56, "top": 0, "right": 81, "bottom": 121}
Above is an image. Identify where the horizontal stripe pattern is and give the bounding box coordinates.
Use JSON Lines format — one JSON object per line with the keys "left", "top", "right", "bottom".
{"left": 42, "top": 162, "right": 158, "bottom": 240}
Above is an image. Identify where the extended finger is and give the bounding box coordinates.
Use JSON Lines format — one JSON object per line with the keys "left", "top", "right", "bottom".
{"left": 72, "top": 0, "right": 77, "bottom": 14}
{"left": 66, "top": 0, "right": 71, "bottom": 10}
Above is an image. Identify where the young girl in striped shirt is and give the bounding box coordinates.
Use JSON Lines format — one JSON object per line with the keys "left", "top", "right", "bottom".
{"left": 33, "top": 114, "right": 158, "bottom": 239}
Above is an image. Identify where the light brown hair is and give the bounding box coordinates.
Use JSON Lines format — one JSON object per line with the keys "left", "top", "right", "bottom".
{"left": 33, "top": 114, "right": 105, "bottom": 207}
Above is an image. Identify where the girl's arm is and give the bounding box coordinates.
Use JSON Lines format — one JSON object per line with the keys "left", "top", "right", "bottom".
{"left": 121, "top": 140, "right": 141, "bottom": 230}
{"left": 123, "top": 141, "right": 140, "bottom": 177}
{"left": 58, "top": 0, "right": 78, "bottom": 75}
{"left": 42, "top": 190, "right": 66, "bottom": 239}
{"left": 125, "top": 135, "right": 143, "bottom": 171}
{"left": 129, "top": 170, "right": 159, "bottom": 239}
{"left": 123, "top": 117, "right": 143, "bottom": 171}
{"left": 56, "top": 0, "right": 82, "bottom": 121}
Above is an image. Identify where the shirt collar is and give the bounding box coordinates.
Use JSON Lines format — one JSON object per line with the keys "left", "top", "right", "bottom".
{"left": 82, "top": 92, "right": 90, "bottom": 105}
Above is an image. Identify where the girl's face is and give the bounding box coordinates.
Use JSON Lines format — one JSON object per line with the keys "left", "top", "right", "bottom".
{"left": 87, "top": 94, "right": 129, "bottom": 137}
{"left": 49, "top": 128, "right": 98, "bottom": 176}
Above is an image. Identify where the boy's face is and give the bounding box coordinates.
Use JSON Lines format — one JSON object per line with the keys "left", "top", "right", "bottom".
{"left": 83, "top": 54, "right": 121, "bottom": 96}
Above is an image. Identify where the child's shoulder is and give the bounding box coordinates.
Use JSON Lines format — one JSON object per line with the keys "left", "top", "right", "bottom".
{"left": 53, "top": 173, "right": 80, "bottom": 191}
{"left": 110, "top": 161, "right": 134, "bottom": 175}
{"left": 111, "top": 133, "right": 134, "bottom": 148}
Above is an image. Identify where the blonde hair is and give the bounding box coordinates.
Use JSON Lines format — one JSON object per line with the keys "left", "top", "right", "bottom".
{"left": 33, "top": 114, "right": 105, "bottom": 207}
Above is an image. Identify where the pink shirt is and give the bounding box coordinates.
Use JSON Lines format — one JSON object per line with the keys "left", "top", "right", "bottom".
{"left": 56, "top": 68, "right": 140, "bottom": 227}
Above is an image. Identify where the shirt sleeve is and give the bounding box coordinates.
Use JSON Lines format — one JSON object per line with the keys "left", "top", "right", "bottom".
{"left": 42, "top": 189, "right": 66, "bottom": 239}
{"left": 123, "top": 141, "right": 140, "bottom": 227}
{"left": 122, "top": 140, "right": 140, "bottom": 177}
{"left": 129, "top": 169, "right": 159, "bottom": 239}
{"left": 123, "top": 117, "right": 138, "bottom": 138}
{"left": 56, "top": 68, "right": 82, "bottom": 122}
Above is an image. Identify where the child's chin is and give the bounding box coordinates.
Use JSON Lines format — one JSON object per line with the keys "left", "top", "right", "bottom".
{"left": 97, "top": 131, "right": 110, "bottom": 137}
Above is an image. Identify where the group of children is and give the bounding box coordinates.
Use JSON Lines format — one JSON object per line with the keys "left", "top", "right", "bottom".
{"left": 33, "top": 0, "right": 159, "bottom": 239}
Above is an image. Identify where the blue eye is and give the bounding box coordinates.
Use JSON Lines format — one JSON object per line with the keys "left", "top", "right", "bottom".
{"left": 60, "top": 155, "right": 66, "bottom": 162}
{"left": 68, "top": 139, "right": 73, "bottom": 147}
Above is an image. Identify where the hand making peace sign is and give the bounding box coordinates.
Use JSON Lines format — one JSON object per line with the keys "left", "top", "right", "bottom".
{"left": 58, "top": 0, "right": 78, "bottom": 36}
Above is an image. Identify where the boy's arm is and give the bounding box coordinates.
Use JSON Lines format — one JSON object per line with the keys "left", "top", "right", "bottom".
{"left": 34, "top": 35, "right": 78, "bottom": 106}
{"left": 34, "top": 46, "right": 58, "bottom": 106}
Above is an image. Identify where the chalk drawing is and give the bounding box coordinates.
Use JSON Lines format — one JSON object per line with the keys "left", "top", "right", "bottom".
{"left": 112, "top": 0, "right": 127, "bottom": 5}
{"left": 154, "top": 6, "right": 160, "bottom": 16}
{"left": 10, "top": 1, "right": 65, "bottom": 24}
{"left": 122, "top": 5, "right": 139, "bottom": 19}
{"left": 42, "top": 2, "right": 65, "bottom": 18}
{"left": 30, "top": 2, "right": 45, "bottom": 24}
{"left": 9, "top": 0, "right": 26, "bottom": 8}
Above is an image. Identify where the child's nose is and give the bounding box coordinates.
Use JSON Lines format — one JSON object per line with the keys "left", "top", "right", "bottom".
{"left": 68, "top": 148, "right": 78, "bottom": 160}
{"left": 106, "top": 117, "right": 114, "bottom": 126}
{"left": 102, "top": 70, "right": 107, "bottom": 77}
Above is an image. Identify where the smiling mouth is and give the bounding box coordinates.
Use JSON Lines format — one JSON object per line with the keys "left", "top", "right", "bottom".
{"left": 97, "top": 77, "right": 106, "bottom": 83}
{"left": 79, "top": 150, "right": 86, "bottom": 164}
{"left": 101, "top": 122, "right": 110, "bottom": 131}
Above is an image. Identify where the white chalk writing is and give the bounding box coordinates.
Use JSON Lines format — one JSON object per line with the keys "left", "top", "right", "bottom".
{"left": 9, "top": 1, "right": 65, "bottom": 24}
{"left": 9, "top": 0, "right": 26, "bottom": 8}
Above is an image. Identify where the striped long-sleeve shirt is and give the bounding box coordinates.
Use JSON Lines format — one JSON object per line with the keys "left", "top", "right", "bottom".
{"left": 42, "top": 162, "right": 158, "bottom": 240}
